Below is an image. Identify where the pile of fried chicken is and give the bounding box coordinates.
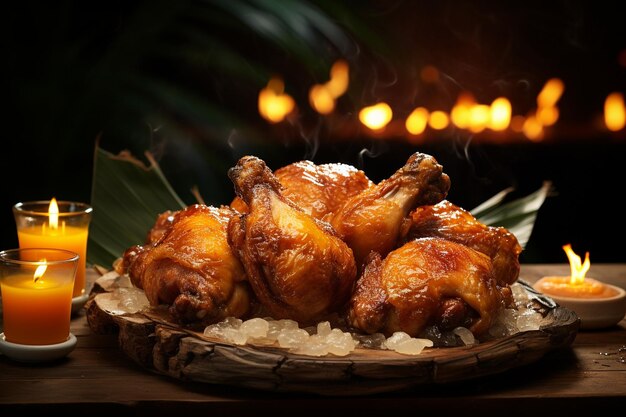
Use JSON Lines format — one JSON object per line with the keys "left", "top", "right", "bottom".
{"left": 116, "top": 152, "right": 521, "bottom": 340}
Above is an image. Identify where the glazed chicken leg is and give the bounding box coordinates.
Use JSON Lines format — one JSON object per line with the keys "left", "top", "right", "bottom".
{"left": 403, "top": 200, "right": 521, "bottom": 285}
{"left": 231, "top": 160, "right": 373, "bottom": 221}
{"left": 331, "top": 152, "right": 451, "bottom": 268}
{"left": 228, "top": 156, "right": 357, "bottom": 325}
{"left": 347, "top": 237, "right": 511, "bottom": 338}
{"left": 121, "top": 204, "right": 254, "bottom": 326}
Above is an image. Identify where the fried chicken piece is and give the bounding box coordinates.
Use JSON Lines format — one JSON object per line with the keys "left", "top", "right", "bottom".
{"left": 228, "top": 156, "right": 357, "bottom": 325}
{"left": 403, "top": 200, "right": 521, "bottom": 285}
{"left": 145, "top": 210, "right": 177, "bottom": 244}
{"left": 347, "top": 237, "right": 511, "bottom": 338}
{"left": 231, "top": 160, "right": 373, "bottom": 220}
{"left": 330, "top": 152, "right": 451, "bottom": 268}
{"left": 123, "top": 204, "right": 254, "bottom": 326}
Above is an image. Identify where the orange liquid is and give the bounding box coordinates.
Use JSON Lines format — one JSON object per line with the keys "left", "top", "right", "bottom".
{"left": 1, "top": 274, "right": 73, "bottom": 345}
{"left": 534, "top": 276, "right": 620, "bottom": 299}
{"left": 18, "top": 225, "right": 88, "bottom": 297}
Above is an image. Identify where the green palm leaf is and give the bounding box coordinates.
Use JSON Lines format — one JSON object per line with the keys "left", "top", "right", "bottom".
{"left": 471, "top": 181, "right": 553, "bottom": 249}
{"left": 88, "top": 146, "right": 552, "bottom": 268}
{"left": 88, "top": 144, "right": 186, "bottom": 267}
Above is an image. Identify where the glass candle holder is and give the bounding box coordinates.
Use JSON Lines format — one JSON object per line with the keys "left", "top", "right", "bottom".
{"left": 13, "top": 200, "right": 92, "bottom": 298}
{"left": 0, "top": 248, "right": 78, "bottom": 345}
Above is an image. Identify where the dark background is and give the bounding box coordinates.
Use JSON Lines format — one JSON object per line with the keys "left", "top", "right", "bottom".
{"left": 2, "top": 1, "right": 625, "bottom": 263}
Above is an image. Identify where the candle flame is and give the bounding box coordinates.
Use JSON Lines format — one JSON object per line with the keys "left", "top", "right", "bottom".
{"left": 33, "top": 258, "right": 47, "bottom": 283}
{"left": 468, "top": 104, "right": 491, "bottom": 133}
{"left": 563, "top": 244, "right": 590, "bottom": 285}
{"left": 359, "top": 102, "right": 393, "bottom": 130}
{"left": 49, "top": 197, "right": 59, "bottom": 229}
{"left": 405, "top": 107, "right": 429, "bottom": 135}
{"left": 326, "top": 60, "right": 349, "bottom": 98}
{"left": 489, "top": 97, "right": 512, "bottom": 131}
{"left": 522, "top": 114, "right": 544, "bottom": 141}
{"left": 309, "top": 60, "right": 349, "bottom": 115}
{"left": 537, "top": 78, "right": 564, "bottom": 108}
{"left": 258, "top": 77, "right": 295, "bottom": 123}
{"left": 450, "top": 92, "right": 475, "bottom": 129}
{"left": 428, "top": 110, "right": 449, "bottom": 130}
{"left": 604, "top": 92, "right": 625, "bottom": 132}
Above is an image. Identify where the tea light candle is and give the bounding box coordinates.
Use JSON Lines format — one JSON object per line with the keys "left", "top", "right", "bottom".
{"left": 534, "top": 244, "right": 626, "bottom": 329}
{"left": 0, "top": 248, "right": 78, "bottom": 345}
{"left": 13, "top": 199, "right": 92, "bottom": 298}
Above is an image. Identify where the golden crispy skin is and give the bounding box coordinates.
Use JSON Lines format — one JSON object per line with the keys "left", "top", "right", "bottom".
{"left": 330, "top": 152, "right": 451, "bottom": 269}
{"left": 124, "top": 204, "right": 254, "bottom": 326}
{"left": 228, "top": 156, "right": 357, "bottom": 325}
{"left": 231, "top": 160, "right": 373, "bottom": 220}
{"left": 145, "top": 210, "right": 176, "bottom": 244}
{"left": 403, "top": 200, "right": 521, "bottom": 285}
{"left": 347, "top": 237, "right": 510, "bottom": 337}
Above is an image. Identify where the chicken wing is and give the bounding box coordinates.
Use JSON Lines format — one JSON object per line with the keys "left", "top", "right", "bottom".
{"left": 231, "top": 160, "right": 373, "bottom": 220}
{"left": 145, "top": 210, "right": 176, "bottom": 244}
{"left": 347, "top": 237, "right": 511, "bottom": 338}
{"left": 330, "top": 152, "right": 451, "bottom": 268}
{"left": 228, "top": 155, "right": 357, "bottom": 325}
{"left": 122, "top": 204, "right": 254, "bottom": 326}
{"left": 403, "top": 200, "right": 521, "bottom": 285}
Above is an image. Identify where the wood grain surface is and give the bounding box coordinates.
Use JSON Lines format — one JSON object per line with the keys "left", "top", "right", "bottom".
{"left": 1, "top": 264, "right": 625, "bottom": 416}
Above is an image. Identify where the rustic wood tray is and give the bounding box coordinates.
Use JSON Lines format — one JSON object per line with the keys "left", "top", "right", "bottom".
{"left": 85, "top": 274, "right": 580, "bottom": 396}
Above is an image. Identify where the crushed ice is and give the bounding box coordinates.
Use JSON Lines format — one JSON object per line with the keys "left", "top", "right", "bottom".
{"left": 105, "top": 273, "right": 150, "bottom": 314}
{"left": 107, "top": 274, "right": 543, "bottom": 356}
{"left": 202, "top": 282, "right": 543, "bottom": 357}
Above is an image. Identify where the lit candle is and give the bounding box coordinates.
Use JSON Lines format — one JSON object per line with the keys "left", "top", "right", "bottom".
{"left": 0, "top": 248, "right": 78, "bottom": 345}
{"left": 534, "top": 244, "right": 626, "bottom": 329}
{"left": 13, "top": 199, "right": 92, "bottom": 298}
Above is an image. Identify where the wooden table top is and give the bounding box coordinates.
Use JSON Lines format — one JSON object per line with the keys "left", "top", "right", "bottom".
{"left": 1, "top": 264, "right": 625, "bottom": 416}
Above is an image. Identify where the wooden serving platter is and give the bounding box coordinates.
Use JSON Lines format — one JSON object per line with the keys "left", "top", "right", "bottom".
{"left": 85, "top": 273, "right": 580, "bottom": 396}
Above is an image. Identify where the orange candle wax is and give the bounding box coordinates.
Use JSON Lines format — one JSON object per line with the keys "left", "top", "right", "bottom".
{"left": 13, "top": 199, "right": 92, "bottom": 298}
{"left": 532, "top": 244, "right": 626, "bottom": 329}
{"left": 18, "top": 225, "right": 88, "bottom": 298}
{"left": 1, "top": 273, "right": 73, "bottom": 345}
{"left": 534, "top": 276, "right": 620, "bottom": 299}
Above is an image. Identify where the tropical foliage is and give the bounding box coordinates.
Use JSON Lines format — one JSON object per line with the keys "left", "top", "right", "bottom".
{"left": 88, "top": 145, "right": 550, "bottom": 267}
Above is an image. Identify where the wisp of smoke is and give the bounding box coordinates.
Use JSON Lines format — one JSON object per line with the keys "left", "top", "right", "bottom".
{"left": 357, "top": 140, "right": 389, "bottom": 170}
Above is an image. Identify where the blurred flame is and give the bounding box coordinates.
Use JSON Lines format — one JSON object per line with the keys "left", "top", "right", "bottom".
{"left": 33, "top": 259, "right": 47, "bottom": 283}
{"left": 468, "top": 104, "right": 490, "bottom": 133}
{"left": 428, "top": 110, "right": 449, "bottom": 130}
{"left": 326, "top": 60, "right": 349, "bottom": 97}
{"left": 309, "top": 85, "right": 335, "bottom": 115}
{"left": 258, "top": 77, "right": 295, "bottom": 123}
{"left": 450, "top": 93, "right": 475, "bottom": 129}
{"left": 537, "top": 106, "right": 560, "bottom": 127}
{"left": 537, "top": 78, "right": 565, "bottom": 108}
{"left": 48, "top": 198, "right": 59, "bottom": 229}
{"left": 563, "top": 244, "right": 590, "bottom": 286}
{"left": 522, "top": 114, "right": 544, "bottom": 141}
{"left": 406, "top": 107, "right": 429, "bottom": 135}
{"left": 525, "top": 78, "right": 564, "bottom": 137}
{"left": 359, "top": 103, "right": 393, "bottom": 130}
{"left": 489, "top": 97, "right": 512, "bottom": 131}
{"left": 451, "top": 94, "right": 511, "bottom": 133}
{"left": 310, "top": 60, "right": 349, "bottom": 115}
{"left": 604, "top": 92, "right": 625, "bottom": 131}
